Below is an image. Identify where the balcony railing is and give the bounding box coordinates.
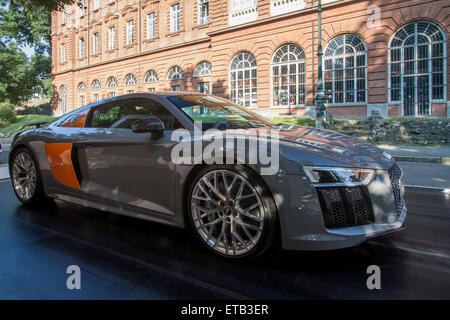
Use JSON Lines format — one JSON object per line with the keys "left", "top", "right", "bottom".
{"left": 271, "top": 0, "right": 306, "bottom": 17}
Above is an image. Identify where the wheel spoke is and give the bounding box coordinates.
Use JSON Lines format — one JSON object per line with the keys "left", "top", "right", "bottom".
{"left": 202, "top": 177, "right": 226, "bottom": 201}
{"left": 201, "top": 217, "right": 222, "bottom": 228}
{"left": 197, "top": 182, "right": 219, "bottom": 206}
{"left": 236, "top": 193, "right": 257, "bottom": 201}
{"left": 232, "top": 231, "right": 248, "bottom": 250}
{"left": 235, "top": 218, "right": 256, "bottom": 241}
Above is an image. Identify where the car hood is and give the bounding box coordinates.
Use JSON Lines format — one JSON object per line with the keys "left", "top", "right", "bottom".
{"left": 269, "top": 125, "right": 395, "bottom": 170}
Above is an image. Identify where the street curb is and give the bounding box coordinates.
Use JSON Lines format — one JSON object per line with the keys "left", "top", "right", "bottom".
{"left": 394, "top": 156, "right": 450, "bottom": 164}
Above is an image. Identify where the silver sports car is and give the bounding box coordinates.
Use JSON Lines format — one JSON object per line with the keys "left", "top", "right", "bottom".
{"left": 9, "top": 93, "right": 406, "bottom": 259}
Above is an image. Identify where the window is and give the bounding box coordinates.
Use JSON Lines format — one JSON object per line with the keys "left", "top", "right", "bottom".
{"left": 124, "top": 74, "right": 137, "bottom": 86}
{"left": 92, "top": 33, "right": 99, "bottom": 54}
{"left": 80, "top": 95, "right": 85, "bottom": 107}
{"left": 79, "top": 38, "right": 85, "bottom": 58}
{"left": 148, "top": 88, "right": 156, "bottom": 92}
{"left": 144, "top": 70, "right": 158, "bottom": 83}
{"left": 170, "top": 4, "right": 180, "bottom": 33}
{"left": 107, "top": 77, "right": 118, "bottom": 88}
{"left": 78, "top": 82, "right": 86, "bottom": 92}
{"left": 230, "top": 51, "right": 258, "bottom": 108}
{"left": 126, "top": 20, "right": 135, "bottom": 45}
{"left": 80, "top": 0, "right": 86, "bottom": 16}
{"left": 198, "top": 82, "right": 210, "bottom": 94}
{"left": 230, "top": 0, "right": 257, "bottom": 26}
{"left": 389, "top": 21, "right": 446, "bottom": 116}
{"left": 127, "top": 90, "right": 134, "bottom": 94}
{"left": 167, "top": 66, "right": 184, "bottom": 80}
{"left": 92, "top": 79, "right": 101, "bottom": 90}
{"left": 271, "top": 0, "right": 306, "bottom": 16}
{"left": 198, "top": 0, "right": 209, "bottom": 24}
{"left": 194, "top": 62, "right": 212, "bottom": 77}
{"left": 94, "top": 0, "right": 100, "bottom": 10}
{"left": 324, "top": 34, "right": 367, "bottom": 105}
{"left": 60, "top": 86, "right": 67, "bottom": 114}
{"left": 170, "top": 95, "right": 267, "bottom": 129}
{"left": 109, "top": 92, "right": 115, "bottom": 97}
{"left": 60, "top": 44, "right": 65, "bottom": 63}
{"left": 272, "top": 44, "right": 306, "bottom": 107}
{"left": 108, "top": 27, "right": 115, "bottom": 50}
{"left": 90, "top": 98, "right": 181, "bottom": 130}
{"left": 172, "top": 85, "right": 181, "bottom": 91}
{"left": 147, "top": 13, "right": 156, "bottom": 39}
{"left": 232, "top": 0, "right": 257, "bottom": 12}
{"left": 62, "top": 9, "right": 66, "bottom": 24}
{"left": 94, "top": 94, "right": 100, "bottom": 102}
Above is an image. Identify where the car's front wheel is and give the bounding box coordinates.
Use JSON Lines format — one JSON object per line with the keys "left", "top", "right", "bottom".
{"left": 188, "top": 165, "right": 278, "bottom": 260}
{"left": 10, "top": 147, "right": 48, "bottom": 204}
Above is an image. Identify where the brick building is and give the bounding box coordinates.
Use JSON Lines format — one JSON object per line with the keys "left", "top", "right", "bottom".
{"left": 51, "top": 0, "right": 449, "bottom": 118}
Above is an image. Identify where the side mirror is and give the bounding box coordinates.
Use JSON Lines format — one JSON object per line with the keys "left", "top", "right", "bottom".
{"left": 131, "top": 116, "right": 165, "bottom": 138}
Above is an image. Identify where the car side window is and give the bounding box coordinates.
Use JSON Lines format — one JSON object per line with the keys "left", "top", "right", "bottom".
{"left": 90, "top": 99, "right": 182, "bottom": 130}
{"left": 91, "top": 103, "right": 122, "bottom": 128}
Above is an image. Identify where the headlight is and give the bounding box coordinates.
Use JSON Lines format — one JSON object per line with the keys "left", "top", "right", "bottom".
{"left": 303, "top": 166, "right": 375, "bottom": 187}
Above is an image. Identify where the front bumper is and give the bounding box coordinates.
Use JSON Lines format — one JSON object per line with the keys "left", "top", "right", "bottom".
{"left": 270, "top": 163, "right": 407, "bottom": 251}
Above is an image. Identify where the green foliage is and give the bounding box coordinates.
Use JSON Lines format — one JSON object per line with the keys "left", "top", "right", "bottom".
{"left": 17, "top": 102, "right": 53, "bottom": 116}
{"left": 0, "top": 102, "right": 17, "bottom": 127}
{"left": 0, "top": 114, "right": 55, "bottom": 136}
{"left": 0, "top": 1, "right": 77, "bottom": 104}
{"left": 0, "top": 43, "right": 33, "bottom": 104}
{"left": 269, "top": 117, "right": 316, "bottom": 127}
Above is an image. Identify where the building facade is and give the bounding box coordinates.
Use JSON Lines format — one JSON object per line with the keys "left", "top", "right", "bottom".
{"left": 51, "top": 0, "right": 450, "bottom": 118}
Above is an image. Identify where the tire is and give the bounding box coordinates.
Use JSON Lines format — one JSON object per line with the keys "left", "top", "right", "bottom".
{"left": 10, "top": 147, "right": 49, "bottom": 205}
{"left": 187, "top": 164, "right": 278, "bottom": 260}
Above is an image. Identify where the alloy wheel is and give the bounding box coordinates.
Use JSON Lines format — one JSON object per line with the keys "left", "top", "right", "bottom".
{"left": 12, "top": 151, "right": 37, "bottom": 201}
{"left": 191, "top": 170, "right": 265, "bottom": 256}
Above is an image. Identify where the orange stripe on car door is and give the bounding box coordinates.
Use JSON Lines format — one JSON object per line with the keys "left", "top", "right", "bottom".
{"left": 60, "top": 109, "right": 90, "bottom": 128}
{"left": 45, "top": 143, "right": 81, "bottom": 190}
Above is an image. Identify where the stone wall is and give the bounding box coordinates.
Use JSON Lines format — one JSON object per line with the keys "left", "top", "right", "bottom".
{"left": 366, "top": 111, "right": 450, "bottom": 145}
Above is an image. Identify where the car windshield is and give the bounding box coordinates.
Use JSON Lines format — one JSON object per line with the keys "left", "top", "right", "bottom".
{"left": 168, "top": 95, "right": 273, "bottom": 130}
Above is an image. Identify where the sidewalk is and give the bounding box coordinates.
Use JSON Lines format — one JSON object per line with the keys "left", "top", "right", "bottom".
{"left": 378, "top": 145, "right": 450, "bottom": 163}
{"left": 0, "top": 164, "right": 8, "bottom": 181}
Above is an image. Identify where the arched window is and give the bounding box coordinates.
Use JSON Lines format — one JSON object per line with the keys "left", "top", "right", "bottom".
{"left": 194, "top": 62, "right": 212, "bottom": 77}
{"left": 60, "top": 86, "right": 67, "bottom": 114}
{"left": 324, "top": 34, "right": 367, "bottom": 105}
{"left": 91, "top": 80, "right": 101, "bottom": 90}
{"left": 272, "top": 44, "right": 306, "bottom": 107}
{"left": 230, "top": 51, "right": 257, "bottom": 108}
{"left": 144, "top": 70, "right": 158, "bottom": 83}
{"left": 167, "top": 66, "right": 184, "bottom": 80}
{"left": 78, "top": 82, "right": 86, "bottom": 92}
{"left": 124, "top": 74, "right": 137, "bottom": 86}
{"left": 107, "top": 77, "right": 118, "bottom": 88}
{"left": 389, "top": 21, "right": 446, "bottom": 116}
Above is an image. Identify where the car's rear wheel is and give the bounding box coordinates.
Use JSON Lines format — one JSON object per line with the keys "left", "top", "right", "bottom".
{"left": 188, "top": 165, "right": 278, "bottom": 260}
{"left": 10, "top": 147, "right": 47, "bottom": 204}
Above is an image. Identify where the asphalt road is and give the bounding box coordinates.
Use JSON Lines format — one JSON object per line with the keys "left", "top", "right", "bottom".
{"left": 0, "top": 180, "right": 449, "bottom": 299}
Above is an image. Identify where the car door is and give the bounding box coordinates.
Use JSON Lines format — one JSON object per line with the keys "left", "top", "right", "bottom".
{"left": 72, "top": 97, "right": 182, "bottom": 218}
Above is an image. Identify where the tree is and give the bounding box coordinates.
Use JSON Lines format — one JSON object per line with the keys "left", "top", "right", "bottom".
{"left": 9, "top": 1, "right": 77, "bottom": 15}
{"left": 0, "top": 42, "right": 33, "bottom": 104}
{"left": 0, "top": 1, "right": 78, "bottom": 104}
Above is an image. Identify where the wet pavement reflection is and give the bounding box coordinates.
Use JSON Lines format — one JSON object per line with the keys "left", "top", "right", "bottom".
{"left": 0, "top": 181, "right": 449, "bottom": 299}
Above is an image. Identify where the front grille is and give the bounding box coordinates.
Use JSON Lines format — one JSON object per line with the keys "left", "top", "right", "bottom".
{"left": 316, "top": 187, "right": 375, "bottom": 229}
{"left": 388, "top": 163, "right": 404, "bottom": 216}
